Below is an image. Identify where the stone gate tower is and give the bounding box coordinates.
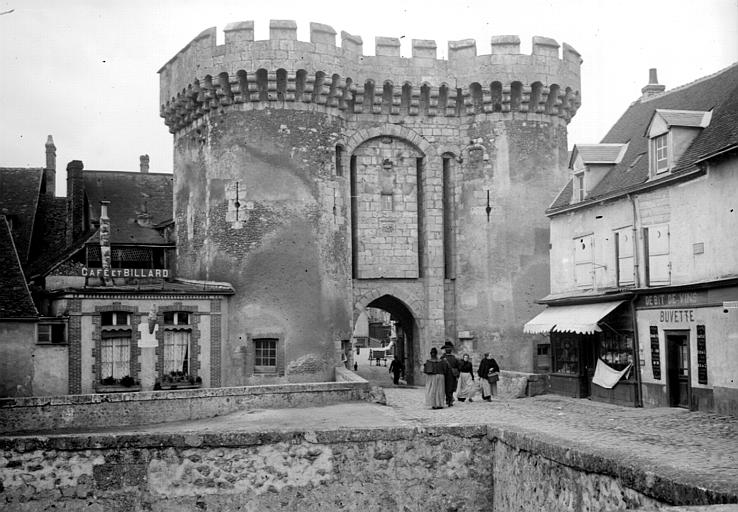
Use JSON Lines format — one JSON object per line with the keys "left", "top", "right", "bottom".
{"left": 159, "top": 21, "right": 581, "bottom": 386}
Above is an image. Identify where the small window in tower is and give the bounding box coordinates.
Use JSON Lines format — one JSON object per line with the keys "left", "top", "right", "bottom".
{"left": 381, "top": 193, "right": 393, "bottom": 211}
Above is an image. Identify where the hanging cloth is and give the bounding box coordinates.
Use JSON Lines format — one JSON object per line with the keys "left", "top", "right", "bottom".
{"left": 592, "top": 358, "right": 632, "bottom": 389}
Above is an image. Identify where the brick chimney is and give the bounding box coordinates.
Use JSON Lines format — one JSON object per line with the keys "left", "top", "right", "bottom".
{"left": 44, "top": 135, "right": 56, "bottom": 197}
{"left": 140, "top": 154, "right": 150, "bottom": 173}
{"left": 66, "top": 160, "right": 85, "bottom": 245}
{"left": 641, "top": 68, "right": 666, "bottom": 100}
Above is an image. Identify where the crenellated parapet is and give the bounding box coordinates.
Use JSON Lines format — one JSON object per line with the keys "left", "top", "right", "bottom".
{"left": 159, "top": 20, "right": 582, "bottom": 133}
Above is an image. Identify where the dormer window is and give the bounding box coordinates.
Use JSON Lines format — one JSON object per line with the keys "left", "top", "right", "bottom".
{"left": 646, "top": 109, "right": 711, "bottom": 178}
{"left": 575, "top": 173, "right": 585, "bottom": 202}
{"left": 568, "top": 143, "right": 627, "bottom": 205}
{"left": 653, "top": 133, "right": 669, "bottom": 173}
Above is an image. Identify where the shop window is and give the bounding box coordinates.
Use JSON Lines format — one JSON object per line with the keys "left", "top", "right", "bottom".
{"left": 537, "top": 344, "right": 549, "bottom": 356}
{"left": 615, "top": 228, "right": 634, "bottom": 286}
{"left": 254, "top": 338, "right": 278, "bottom": 374}
{"left": 37, "top": 322, "right": 66, "bottom": 344}
{"left": 552, "top": 333, "right": 579, "bottom": 375}
{"left": 599, "top": 330, "right": 634, "bottom": 378}
{"left": 644, "top": 224, "right": 671, "bottom": 286}
{"left": 574, "top": 234, "right": 594, "bottom": 288}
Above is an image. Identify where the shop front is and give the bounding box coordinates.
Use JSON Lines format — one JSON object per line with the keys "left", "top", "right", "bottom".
{"left": 525, "top": 299, "right": 639, "bottom": 406}
{"left": 635, "top": 283, "right": 738, "bottom": 414}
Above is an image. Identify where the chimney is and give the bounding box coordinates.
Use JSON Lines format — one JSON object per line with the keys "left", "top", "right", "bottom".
{"left": 99, "top": 201, "right": 112, "bottom": 280}
{"left": 44, "top": 135, "right": 56, "bottom": 197}
{"left": 66, "top": 160, "right": 85, "bottom": 245}
{"left": 140, "top": 154, "right": 150, "bottom": 173}
{"left": 641, "top": 68, "right": 666, "bottom": 100}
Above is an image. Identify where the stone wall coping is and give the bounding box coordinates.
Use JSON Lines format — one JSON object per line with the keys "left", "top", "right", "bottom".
{"left": 334, "top": 366, "right": 368, "bottom": 383}
{"left": 0, "top": 381, "right": 366, "bottom": 409}
{"left": 489, "top": 427, "right": 738, "bottom": 505}
{"left": 500, "top": 370, "right": 547, "bottom": 381}
{"left": 1, "top": 423, "right": 735, "bottom": 504}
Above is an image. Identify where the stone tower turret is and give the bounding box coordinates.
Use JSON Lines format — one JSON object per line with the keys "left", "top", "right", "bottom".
{"left": 159, "top": 21, "right": 582, "bottom": 386}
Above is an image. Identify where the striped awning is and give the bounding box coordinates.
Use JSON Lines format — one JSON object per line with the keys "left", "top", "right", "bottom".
{"left": 523, "top": 301, "right": 626, "bottom": 335}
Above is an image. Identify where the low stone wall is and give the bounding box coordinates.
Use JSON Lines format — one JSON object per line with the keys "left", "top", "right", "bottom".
{"left": 499, "top": 370, "right": 550, "bottom": 398}
{"left": 2, "top": 425, "right": 736, "bottom": 511}
{"left": 0, "top": 371, "right": 373, "bottom": 435}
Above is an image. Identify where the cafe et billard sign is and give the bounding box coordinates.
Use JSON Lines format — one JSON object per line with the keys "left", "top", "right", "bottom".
{"left": 81, "top": 267, "right": 170, "bottom": 278}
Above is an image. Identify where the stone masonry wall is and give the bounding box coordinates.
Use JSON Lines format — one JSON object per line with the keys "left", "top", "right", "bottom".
{"left": 353, "top": 137, "right": 421, "bottom": 279}
{"left": 4, "top": 425, "right": 730, "bottom": 511}
{"left": 0, "top": 377, "right": 373, "bottom": 435}
{"left": 161, "top": 20, "right": 582, "bottom": 386}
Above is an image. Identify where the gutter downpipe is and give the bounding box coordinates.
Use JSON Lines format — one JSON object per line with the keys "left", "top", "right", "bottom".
{"left": 628, "top": 193, "right": 644, "bottom": 407}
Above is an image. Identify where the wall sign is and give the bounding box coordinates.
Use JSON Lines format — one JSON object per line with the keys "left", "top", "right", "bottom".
{"left": 696, "top": 324, "right": 707, "bottom": 385}
{"left": 81, "top": 267, "right": 170, "bottom": 278}
{"left": 649, "top": 325, "right": 661, "bottom": 380}
{"left": 658, "top": 309, "right": 695, "bottom": 323}
{"left": 642, "top": 291, "right": 706, "bottom": 307}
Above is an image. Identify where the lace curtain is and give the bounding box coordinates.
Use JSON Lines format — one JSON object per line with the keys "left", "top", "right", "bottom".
{"left": 164, "top": 329, "right": 190, "bottom": 374}
{"left": 100, "top": 336, "right": 131, "bottom": 378}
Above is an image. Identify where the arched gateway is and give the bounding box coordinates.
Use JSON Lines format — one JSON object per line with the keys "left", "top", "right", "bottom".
{"left": 354, "top": 294, "right": 419, "bottom": 385}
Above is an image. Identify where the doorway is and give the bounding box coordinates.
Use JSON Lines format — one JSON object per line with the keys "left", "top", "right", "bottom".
{"left": 665, "top": 330, "right": 691, "bottom": 408}
{"left": 357, "top": 295, "right": 416, "bottom": 386}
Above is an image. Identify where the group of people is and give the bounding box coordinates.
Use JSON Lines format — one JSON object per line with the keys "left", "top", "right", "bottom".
{"left": 423, "top": 341, "right": 500, "bottom": 410}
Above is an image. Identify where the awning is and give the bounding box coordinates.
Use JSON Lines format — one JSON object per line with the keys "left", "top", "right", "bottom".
{"left": 524, "top": 300, "right": 626, "bottom": 335}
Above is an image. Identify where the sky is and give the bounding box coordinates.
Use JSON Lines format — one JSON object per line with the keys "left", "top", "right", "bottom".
{"left": 1, "top": 0, "right": 737, "bottom": 197}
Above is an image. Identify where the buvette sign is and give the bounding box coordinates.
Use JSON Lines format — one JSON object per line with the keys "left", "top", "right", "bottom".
{"left": 81, "top": 268, "right": 170, "bottom": 278}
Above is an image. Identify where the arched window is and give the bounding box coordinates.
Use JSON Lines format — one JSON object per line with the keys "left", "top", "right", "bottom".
{"left": 490, "top": 82, "right": 502, "bottom": 112}
{"left": 510, "top": 81, "right": 523, "bottom": 111}
{"left": 470, "top": 83, "right": 483, "bottom": 114}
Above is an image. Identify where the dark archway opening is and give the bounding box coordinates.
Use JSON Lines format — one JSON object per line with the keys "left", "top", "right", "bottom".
{"left": 366, "top": 295, "right": 416, "bottom": 385}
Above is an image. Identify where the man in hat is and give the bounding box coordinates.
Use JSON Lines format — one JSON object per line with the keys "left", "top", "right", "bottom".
{"left": 440, "top": 341, "right": 459, "bottom": 407}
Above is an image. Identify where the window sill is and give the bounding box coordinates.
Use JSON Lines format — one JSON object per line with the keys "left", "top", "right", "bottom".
{"left": 94, "top": 384, "right": 141, "bottom": 394}
{"left": 156, "top": 382, "right": 202, "bottom": 390}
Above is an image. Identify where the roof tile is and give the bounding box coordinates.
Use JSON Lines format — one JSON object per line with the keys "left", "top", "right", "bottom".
{"left": 550, "top": 63, "right": 738, "bottom": 212}
{"left": 0, "top": 216, "right": 38, "bottom": 318}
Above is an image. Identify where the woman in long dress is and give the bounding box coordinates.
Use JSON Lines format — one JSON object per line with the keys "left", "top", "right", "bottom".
{"left": 423, "top": 347, "right": 446, "bottom": 409}
{"left": 456, "top": 353, "right": 476, "bottom": 402}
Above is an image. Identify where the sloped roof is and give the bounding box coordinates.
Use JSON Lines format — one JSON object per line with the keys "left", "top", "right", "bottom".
{"left": 0, "top": 168, "right": 43, "bottom": 265}
{"left": 83, "top": 170, "right": 174, "bottom": 245}
{"left": 0, "top": 216, "right": 38, "bottom": 319}
{"left": 653, "top": 109, "right": 711, "bottom": 129}
{"left": 571, "top": 144, "right": 627, "bottom": 165}
{"left": 550, "top": 62, "right": 738, "bottom": 213}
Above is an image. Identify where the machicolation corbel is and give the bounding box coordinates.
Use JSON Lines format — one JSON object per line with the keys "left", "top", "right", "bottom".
{"left": 159, "top": 21, "right": 582, "bottom": 134}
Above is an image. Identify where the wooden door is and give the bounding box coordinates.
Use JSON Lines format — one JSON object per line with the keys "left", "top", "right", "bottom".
{"left": 666, "top": 331, "right": 690, "bottom": 408}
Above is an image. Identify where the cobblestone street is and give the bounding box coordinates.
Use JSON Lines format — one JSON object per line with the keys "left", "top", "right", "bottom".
{"left": 382, "top": 387, "right": 738, "bottom": 497}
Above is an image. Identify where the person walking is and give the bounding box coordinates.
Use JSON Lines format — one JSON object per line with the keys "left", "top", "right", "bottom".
{"left": 389, "top": 357, "right": 404, "bottom": 385}
{"left": 423, "top": 348, "right": 446, "bottom": 409}
{"left": 456, "top": 353, "right": 476, "bottom": 402}
{"left": 478, "top": 352, "right": 500, "bottom": 400}
{"left": 440, "top": 341, "right": 459, "bottom": 407}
